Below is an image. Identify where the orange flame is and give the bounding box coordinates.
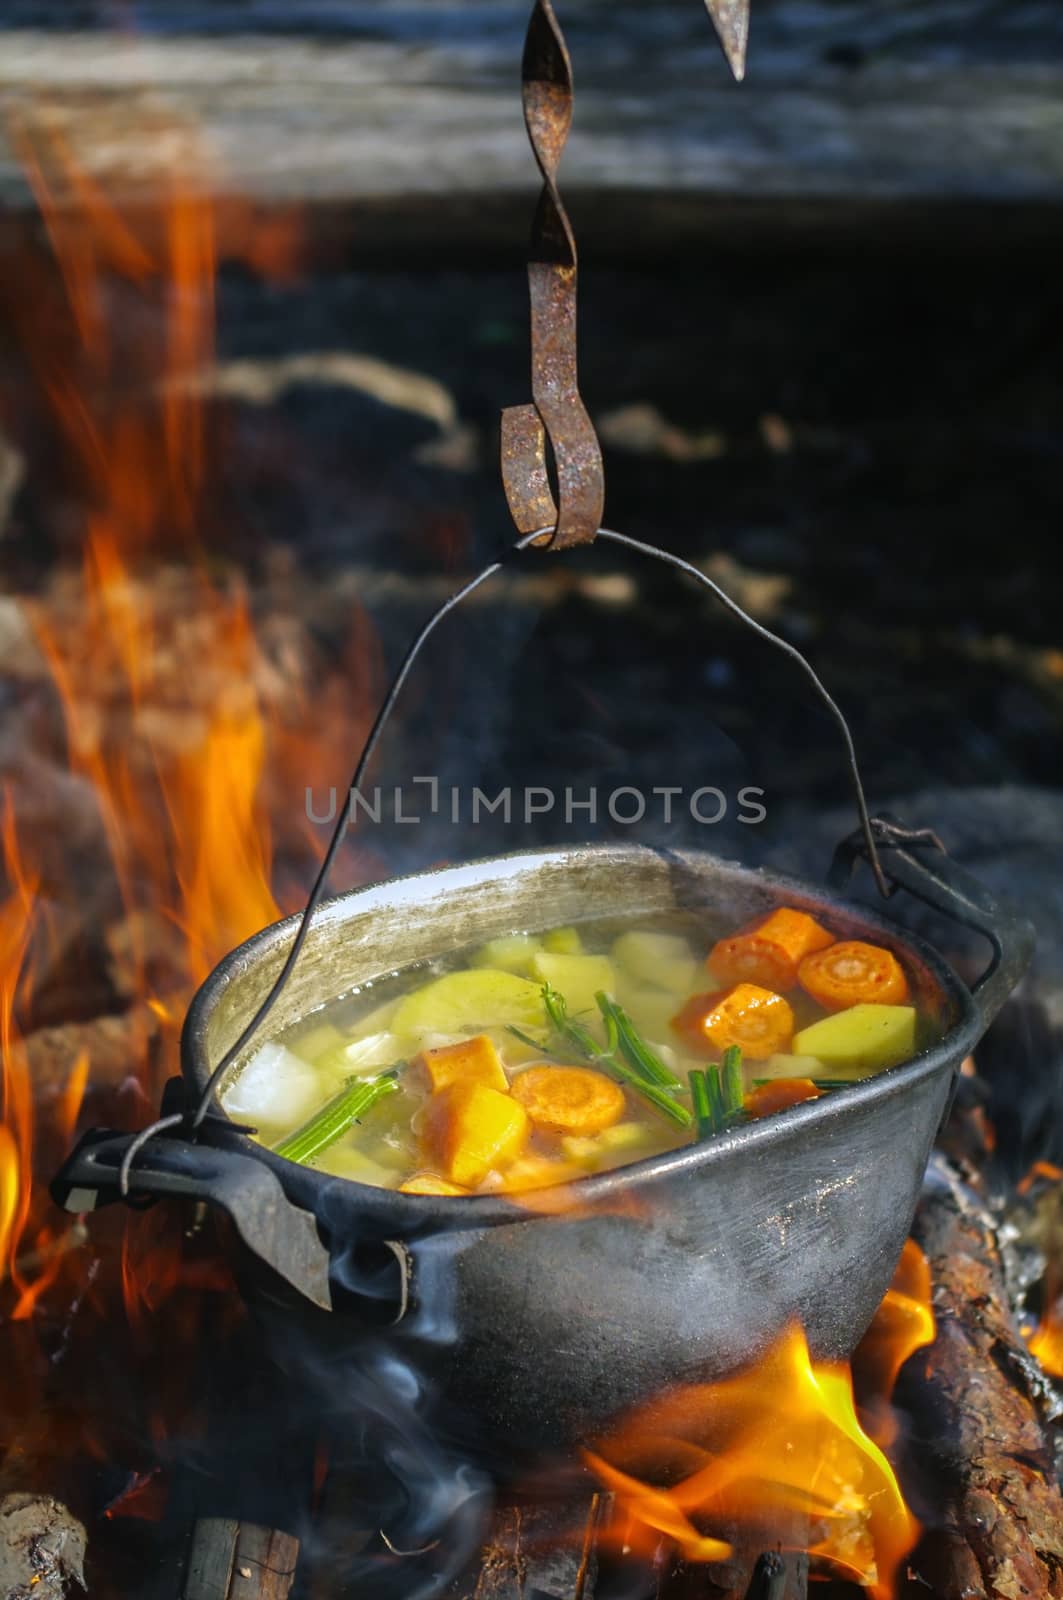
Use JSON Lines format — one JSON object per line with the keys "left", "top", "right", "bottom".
{"left": 585, "top": 1248, "right": 935, "bottom": 1595}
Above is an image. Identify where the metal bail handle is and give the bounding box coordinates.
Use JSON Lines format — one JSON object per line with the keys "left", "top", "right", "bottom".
{"left": 502, "top": 0, "right": 604, "bottom": 549}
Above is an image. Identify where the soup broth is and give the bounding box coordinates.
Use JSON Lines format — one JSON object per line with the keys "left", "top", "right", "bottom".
{"left": 220, "top": 906, "right": 939, "bottom": 1196}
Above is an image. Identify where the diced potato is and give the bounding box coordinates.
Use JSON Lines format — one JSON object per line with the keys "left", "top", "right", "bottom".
{"left": 470, "top": 934, "right": 542, "bottom": 976}
{"left": 343, "top": 1031, "right": 405, "bottom": 1073}
{"left": 562, "top": 1120, "right": 655, "bottom": 1169}
{"left": 759, "top": 1052, "right": 825, "bottom": 1083}
{"left": 483, "top": 1024, "right": 544, "bottom": 1065}
{"left": 292, "top": 1020, "right": 346, "bottom": 1062}
{"left": 542, "top": 926, "right": 583, "bottom": 955}
{"left": 221, "top": 1042, "right": 322, "bottom": 1131}
{"left": 399, "top": 1172, "right": 470, "bottom": 1196}
{"left": 496, "top": 1153, "right": 583, "bottom": 1192}
{"left": 611, "top": 930, "right": 696, "bottom": 995}
{"left": 616, "top": 983, "right": 685, "bottom": 1048}
{"left": 415, "top": 1033, "right": 509, "bottom": 1094}
{"left": 391, "top": 969, "right": 544, "bottom": 1042}
{"left": 531, "top": 952, "right": 615, "bottom": 1015}
{"left": 793, "top": 1005, "right": 917, "bottom": 1075}
{"left": 314, "top": 1146, "right": 403, "bottom": 1187}
{"left": 424, "top": 1082, "right": 530, "bottom": 1188}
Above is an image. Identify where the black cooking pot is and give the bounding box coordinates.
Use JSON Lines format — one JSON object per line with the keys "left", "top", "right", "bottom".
{"left": 54, "top": 826, "right": 1031, "bottom": 1459}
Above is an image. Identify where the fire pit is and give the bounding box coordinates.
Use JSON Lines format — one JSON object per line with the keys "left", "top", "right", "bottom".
{"left": 1, "top": 2, "right": 1062, "bottom": 1598}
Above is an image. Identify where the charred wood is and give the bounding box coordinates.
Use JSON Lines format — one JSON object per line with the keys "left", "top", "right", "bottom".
{"left": 898, "top": 1154, "right": 1063, "bottom": 1600}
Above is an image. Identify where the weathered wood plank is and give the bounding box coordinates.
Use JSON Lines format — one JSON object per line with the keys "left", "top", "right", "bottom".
{"left": 0, "top": 1, "right": 1060, "bottom": 223}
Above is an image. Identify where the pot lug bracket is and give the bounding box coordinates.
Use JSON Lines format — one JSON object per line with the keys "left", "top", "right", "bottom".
{"left": 51, "top": 1129, "right": 333, "bottom": 1312}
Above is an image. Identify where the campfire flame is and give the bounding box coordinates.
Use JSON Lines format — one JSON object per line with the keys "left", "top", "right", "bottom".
{"left": 585, "top": 1245, "right": 936, "bottom": 1596}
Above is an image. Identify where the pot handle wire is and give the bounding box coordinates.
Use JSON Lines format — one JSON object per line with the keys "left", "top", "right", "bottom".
{"left": 120, "top": 525, "right": 888, "bottom": 1195}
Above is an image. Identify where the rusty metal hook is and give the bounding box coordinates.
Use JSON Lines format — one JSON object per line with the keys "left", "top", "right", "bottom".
{"left": 501, "top": 0, "right": 604, "bottom": 549}
{"left": 502, "top": 0, "right": 750, "bottom": 549}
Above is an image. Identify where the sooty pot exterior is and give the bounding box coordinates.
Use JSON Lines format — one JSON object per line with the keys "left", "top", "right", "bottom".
{"left": 170, "top": 841, "right": 1025, "bottom": 1458}
{"left": 52, "top": 840, "right": 1030, "bottom": 1460}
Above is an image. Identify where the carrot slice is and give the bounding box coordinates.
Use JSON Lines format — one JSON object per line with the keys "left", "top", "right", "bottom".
{"left": 672, "top": 983, "right": 794, "bottom": 1061}
{"left": 708, "top": 907, "right": 834, "bottom": 991}
{"left": 415, "top": 1033, "right": 508, "bottom": 1093}
{"left": 511, "top": 1065, "right": 626, "bottom": 1136}
{"left": 399, "top": 1172, "right": 471, "bottom": 1196}
{"left": 798, "top": 940, "right": 909, "bottom": 1012}
{"left": 745, "top": 1078, "right": 823, "bottom": 1118}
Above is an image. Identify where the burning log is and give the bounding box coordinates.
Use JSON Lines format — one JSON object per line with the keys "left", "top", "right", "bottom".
{"left": 182, "top": 1519, "right": 299, "bottom": 1600}
{"left": 900, "top": 1154, "right": 1063, "bottom": 1600}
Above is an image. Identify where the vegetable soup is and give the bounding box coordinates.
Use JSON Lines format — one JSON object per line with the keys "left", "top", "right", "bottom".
{"left": 221, "top": 907, "right": 939, "bottom": 1196}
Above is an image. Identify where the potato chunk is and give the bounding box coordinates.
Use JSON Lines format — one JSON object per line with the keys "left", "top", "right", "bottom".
{"left": 424, "top": 1082, "right": 530, "bottom": 1188}
{"left": 531, "top": 952, "right": 615, "bottom": 1014}
{"left": 415, "top": 1033, "right": 508, "bottom": 1094}
{"left": 399, "top": 1172, "right": 471, "bottom": 1196}
{"left": 793, "top": 1004, "right": 917, "bottom": 1075}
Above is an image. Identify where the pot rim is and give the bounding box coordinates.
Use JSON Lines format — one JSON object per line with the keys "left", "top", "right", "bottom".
{"left": 182, "top": 842, "right": 982, "bottom": 1226}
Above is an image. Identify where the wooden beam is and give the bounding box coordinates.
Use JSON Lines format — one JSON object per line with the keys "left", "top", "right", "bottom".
{"left": 0, "top": 0, "right": 1059, "bottom": 238}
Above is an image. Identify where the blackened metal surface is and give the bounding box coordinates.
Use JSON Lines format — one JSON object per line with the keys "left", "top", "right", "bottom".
{"left": 167, "top": 841, "right": 1029, "bottom": 1457}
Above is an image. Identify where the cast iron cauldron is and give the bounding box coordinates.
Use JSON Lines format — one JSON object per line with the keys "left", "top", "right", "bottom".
{"left": 55, "top": 831, "right": 1032, "bottom": 1458}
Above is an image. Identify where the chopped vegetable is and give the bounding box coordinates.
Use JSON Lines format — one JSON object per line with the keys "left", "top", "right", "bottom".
{"left": 531, "top": 951, "right": 616, "bottom": 1015}
{"left": 759, "top": 1052, "right": 826, "bottom": 1082}
{"left": 672, "top": 984, "right": 794, "bottom": 1061}
{"left": 745, "top": 1078, "right": 823, "bottom": 1118}
{"left": 494, "top": 1153, "right": 583, "bottom": 1192}
{"left": 292, "top": 1020, "right": 346, "bottom": 1062}
{"left": 615, "top": 984, "right": 685, "bottom": 1047}
{"left": 316, "top": 1147, "right": 404, "bottom": 1186}
{"left": 793, "top": 1004, "right": 917, "bottom": 1074}
{"left": 611, "top": 930, "right": 697, "bottom": 995}
{"left": 415, "top": 1033, "right": 508, "bottom": 1093}
{"left": 424, "top": 1081, "right": 530, "bottom": 1187}
{"left": 708, "top": 907, "right": 834, "bottom": 991}
{"left": 541, "top": 984, "right": 692, "bottom": 1128}
{"left": 273, "top": 1071, "right": 400, "bottom": 1165}
{"left": 471, "top": 934, "right": 542, "bottom": 975}
{"left": 561, "top": 1121, "right": 654, "bottom": 1168}
{"left": 596, "top": 993, "right": 681, "bottom": 1088}
{"left": 542, "top": 926, "right": 584, "bottom": 955}
{"left": 721, "top": 1045, "right": 744, "bottom": 1116}
{"left": 798, "top": 940, "right": 909, "bottom": 1012}
{"left": 399, "top": 1172, "right": 471, "bottom": 1196}
{"left": 511, "top": 1064, "right": 626, "bottom": 1136}
{"left": 222, "top": 1041, "right": 325, "bottom": 1131}
{"left": 391, "top": 968, "right": 544, "bottom": 1041}
{"left": 688, "top": 1069, "right": 712, "bottom": 1138}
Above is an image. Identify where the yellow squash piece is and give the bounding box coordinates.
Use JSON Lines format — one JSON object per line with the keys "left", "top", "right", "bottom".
{"left": 415, "top": 1033, "right": 509, "bottom": 1093}
{"left": 399, "top": 1172, "right": 471, "bottom": 1196}
{"left": 424, "top": 1081, "right": 530, "bottom": 1188}
{"left": 542, "top": 926, "right": 583, "bottom": 954}
{"left": 391, "top": 968, "right": 544, "bottom": 1042}
{"left": 531, "top": 951, "right": 615, "bottom": 1015}
{"left": 793, "top": 1004, "right": 917, "bottom": 1075}
{"left": 470, "top": 934, "right": 542, "bottom": 975}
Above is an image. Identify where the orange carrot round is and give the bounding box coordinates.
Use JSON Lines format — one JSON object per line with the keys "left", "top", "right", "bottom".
{"left": 511, "top": 1065, "right": 625, "bottom": 1136}
{"left": 708, "top": 907, "right": 834, "bottom": 991}
{"left": 672, "top": 983, "right": 794, "bottom": 1061}
{"left": 798, "top": 940, "right": 909, "bottom": 1011}
{"left": 745, "top": 1078, "right": 822, "bottom": 1118}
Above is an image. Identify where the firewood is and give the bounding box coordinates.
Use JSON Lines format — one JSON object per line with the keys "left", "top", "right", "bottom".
{"left": 899, "top": 1154, "right": 1063, "bottom": 1600}
{"left": 182, "top": 1519, "right": 298, "bottom": 1600}
{"left": 24, "top": 1002, "right": 165, "bottom": 1102}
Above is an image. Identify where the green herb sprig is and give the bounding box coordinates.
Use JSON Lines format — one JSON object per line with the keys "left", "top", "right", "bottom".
{"left": 688, "top": 1045, "right": 745, "bottom": 1141}
{"left": 273, "top": 1070, "right": 400, "bottom": 1166}
{"left": 524, "top": 983, "right": 692, "bottom": 1129}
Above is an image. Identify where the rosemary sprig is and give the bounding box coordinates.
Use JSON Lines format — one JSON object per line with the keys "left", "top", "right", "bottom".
{"left": 596, "top": 993, "right": 681, "bottom": 1089}
{"left": 688, "top": 1069, "right": 713, "bottom": 1139}
{"left": 721, "top": 1045, "right": 744, "bottom": 1118}
{"left": 538, "top": 983, "right": 692, "bottom": 1129}
{"left": 273, "top": 1070, "right": 400, "bottom": 1165}
{"left": 690, "top": 1047, "right": 746, "bottom": 1140}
